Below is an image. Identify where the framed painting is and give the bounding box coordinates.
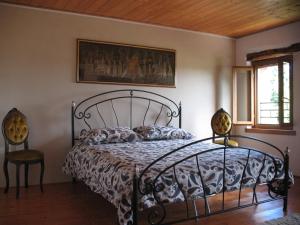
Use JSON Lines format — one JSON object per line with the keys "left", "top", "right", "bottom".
{"left": 76, "top": 39, "right": 176, "bottom": 87}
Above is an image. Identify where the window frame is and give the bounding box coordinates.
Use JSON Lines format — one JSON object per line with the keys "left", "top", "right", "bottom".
{"left": 252, "top": 55, "right": 293, "bottom": 130}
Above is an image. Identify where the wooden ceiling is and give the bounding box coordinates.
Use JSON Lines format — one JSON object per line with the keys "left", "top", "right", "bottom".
{"left": 2, "top": 0, "right": 300, "bottom": 38}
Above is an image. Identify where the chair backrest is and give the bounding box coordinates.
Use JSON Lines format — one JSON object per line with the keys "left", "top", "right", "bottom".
{"left": 2, "top": 108, "right": 29, "bottom": 151}
{"left": 211, "top": 108, "right": 232, "bottom": 137}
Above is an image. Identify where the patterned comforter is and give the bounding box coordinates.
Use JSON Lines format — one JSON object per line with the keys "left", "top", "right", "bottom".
{"left": 62, "top": 139, "right": 291, "bottom": 225}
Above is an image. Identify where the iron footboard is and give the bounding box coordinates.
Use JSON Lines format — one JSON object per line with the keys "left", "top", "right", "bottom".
{"left": 132, "top": 135, "right": 291, "bottom": 225}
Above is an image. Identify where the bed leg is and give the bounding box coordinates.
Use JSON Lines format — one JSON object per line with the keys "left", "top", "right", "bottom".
{"left": 193, "top": 200, "right": 199, "bottom": 221}
{"left": 132, "top": 166, "right": 139, "bottom": 225}
{"left": 283, "top": 147, "right": 290, "bottom": 212}
{"left": 283, "top": 197, "right": 288, "bottom": 212}
{"left": 72, "top": 177, "right": 77, "bottom": 183}
{"left": 205, "top": 197, "right": 211, "bottom": 214}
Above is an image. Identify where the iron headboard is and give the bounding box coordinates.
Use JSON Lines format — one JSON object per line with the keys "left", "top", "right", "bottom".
{"left": 71, "top": 89, "right": 181, "bottom": 146}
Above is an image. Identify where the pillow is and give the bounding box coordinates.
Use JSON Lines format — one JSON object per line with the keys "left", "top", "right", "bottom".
{"left": 80, "top": 127, "right": 141, "bottom": 145}
{"left": 133, "top": 125, "right": 193, "bottom": 141}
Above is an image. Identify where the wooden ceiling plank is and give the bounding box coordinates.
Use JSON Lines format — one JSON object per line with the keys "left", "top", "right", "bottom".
{"left": 189, "top": 0, "right": 284, "bottom": 35}
{"left": 94, "top": 0, "right": 138, "bottom": 16}
{"left": 193, "top": 0, "right": 297, "bottom": 32}
{"left": 102, "top": 0, "right": 149, "bottom": 18}
{"left": 84, "top": 0, "right": 110, "bottom": 14}
{"left": 189, "top": 1, "right": 264, "bottom": 29}
{"left": 71, "top": 0, "right": 96, "bottom": 12}
{"left": 4, "top": 0, "right": 31, "bottom": 4}
{"left": 99, "top": 0, "right": 216, "bottom": 31}
{"left": 198, "top": 14, "right": 265, "bottom": 34}
{"left": 165, "top": 0, "right": 222, "bottom": 23}
{"left": 44, "top": 0, "right": 67, "bottom": 10}
{"left": 28, "top": 0, "right": 57, "bottom": 7}
{"left": 124, "top": 1, "right": 206, "bottom": 23}
{"left": 53, "top": 0, "right": 68, "bottom": 9}
{"left": 1, "top": 0, "right": 300, "bottom": 38}
{"left": 182, "top": 2, "right": 243, "bottom": 29}
{"left": 118, "top": 0, "right": 197, "bottom": 22}
{"left": 181, "top": 0, "right": 261, "bottom": 31}
{"left": 229, "top": 17, "right": 300, "bottom": 37}
{"left": 177, "top": 3, "right": 250, "bottom": 31}
{"left": 226, "top": 16, "right": 285, "bottom": 37}
{"left": 215, "top": 1, "right": 300, "bottom": 36}
{"left": 62, "top": 0, "right": 81, "bottom": 11}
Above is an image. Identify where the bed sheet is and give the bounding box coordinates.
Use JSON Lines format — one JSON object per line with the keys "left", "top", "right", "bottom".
{"left": 62, "top": 139, "right": 291, "bottom": 225}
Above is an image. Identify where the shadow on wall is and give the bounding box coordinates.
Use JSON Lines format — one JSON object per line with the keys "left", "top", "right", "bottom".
{"left": 213, "top": 57, "right": 223, "bottom": 112}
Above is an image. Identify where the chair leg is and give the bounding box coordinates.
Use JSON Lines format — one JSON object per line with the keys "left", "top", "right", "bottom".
{"left": 3, "top": 159, "right": 9, "bottom": 193}
{"left": 40, "top": 160, "right": 44, "bottom": 192}
{"left": 25, "top": 163, "right": 29, "bottom": 188}
{"left": 16, "top": 163, "right": 20, "bottom": 199}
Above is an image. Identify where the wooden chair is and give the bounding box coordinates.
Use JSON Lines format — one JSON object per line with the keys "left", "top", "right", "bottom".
{"left": 2, "top": 108, "right": 44, "bottom": 198}
{"left": 211, "top": 108, "right": 239, "bottom": 147}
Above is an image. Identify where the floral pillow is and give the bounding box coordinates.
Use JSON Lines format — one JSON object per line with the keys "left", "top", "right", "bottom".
{"left": 133, "top": 125, "right": 193, "bottom": 141}
{"left": 80, "top": 127, "right": 141, "bottom": 145}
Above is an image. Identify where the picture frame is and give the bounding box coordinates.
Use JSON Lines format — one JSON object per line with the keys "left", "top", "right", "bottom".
{"left": 76, "top": 39, "right": 176, "bottom": 87}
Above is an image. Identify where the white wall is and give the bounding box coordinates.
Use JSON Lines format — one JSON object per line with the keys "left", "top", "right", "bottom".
{"left": 235, "top": 21, "right": 300, "bottom": 176}
{"left": 0, "top": 4, "right": 234, "bottom": 187}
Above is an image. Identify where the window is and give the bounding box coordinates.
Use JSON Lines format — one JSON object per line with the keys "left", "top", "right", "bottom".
{"left": 253, "top": 55, "right": 293, "bottom": 129}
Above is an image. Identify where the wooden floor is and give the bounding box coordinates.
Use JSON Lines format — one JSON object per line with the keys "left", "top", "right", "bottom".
{"left": 0, "top": 178, "right": 299, "bottom": 225}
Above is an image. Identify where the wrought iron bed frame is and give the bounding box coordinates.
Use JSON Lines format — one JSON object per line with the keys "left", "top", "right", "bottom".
{"left": 71, "top": 89, "right": 181, "bottom": 146}
{"left": 71, "top": 89, "right": 290, "bottom": 225}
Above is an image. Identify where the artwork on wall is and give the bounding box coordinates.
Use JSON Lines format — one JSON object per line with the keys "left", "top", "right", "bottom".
{"left": 77, "top": 39, "right": 176, "bottom": 87}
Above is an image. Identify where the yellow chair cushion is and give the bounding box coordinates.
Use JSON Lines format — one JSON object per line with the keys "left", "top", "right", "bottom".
{"left": 3, "top": 108, "right": 29, "bottom": 144}
{"left": 211, "top": 109, "right": 232, "bottom": 136}
{"left": 214, "top": 139, "right": 239, "bottom": 147}
{"left": 6, "top": 150, "right": 44, "bottom": 162}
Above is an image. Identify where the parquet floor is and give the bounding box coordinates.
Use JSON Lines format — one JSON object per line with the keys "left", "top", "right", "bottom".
{"left": 0, "top": 178, "right": 299, "bottom": 225}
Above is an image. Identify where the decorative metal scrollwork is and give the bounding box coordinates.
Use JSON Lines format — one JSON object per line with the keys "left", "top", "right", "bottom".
{"left": 76, "top": 111, "right": 91, "bottom": 120}
{"left": 166, "top": 110, "right": 179, "bottom": 118}
{"left": 137, "top": 135, "right": 289, "bottom": 225}
{"left": 72, "top": 89, "right": 181, "bottom": 140}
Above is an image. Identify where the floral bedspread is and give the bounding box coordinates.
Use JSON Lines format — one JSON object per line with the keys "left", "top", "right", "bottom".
{"left": 62, "top": 139, "right": 292, "bottom": 225}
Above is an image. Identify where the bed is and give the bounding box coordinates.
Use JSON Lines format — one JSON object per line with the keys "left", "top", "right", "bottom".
{"left": 63, "top": 89, "right": 293, "bottom": 225}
